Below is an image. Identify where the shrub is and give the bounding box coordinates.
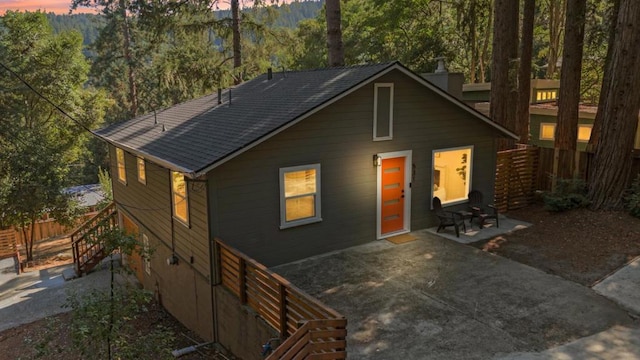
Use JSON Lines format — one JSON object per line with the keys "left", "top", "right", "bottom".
{"left": 543, "top": 178, "right": 590, "bottom": 212}
{"left": 625, "top": 173, "right": 640, "bottom": 218}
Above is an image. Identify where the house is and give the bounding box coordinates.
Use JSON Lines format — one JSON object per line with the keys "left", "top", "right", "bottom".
{"left": 465, "top": 80, "right": 640, "bottom": 150}
{"left": 95, "top": 61, "right": 517, "bottom": 343}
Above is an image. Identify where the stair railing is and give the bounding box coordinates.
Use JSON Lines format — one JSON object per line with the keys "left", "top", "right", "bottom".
{"left": 71, "top": 202, "right": 118, "bottom": 276}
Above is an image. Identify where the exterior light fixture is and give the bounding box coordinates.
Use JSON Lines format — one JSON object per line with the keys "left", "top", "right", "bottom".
{"left": 167, "top": 254, "right": 179, "bottom": 266}
{"left": 373, "top": 154, "right": 382, "bottom": 167}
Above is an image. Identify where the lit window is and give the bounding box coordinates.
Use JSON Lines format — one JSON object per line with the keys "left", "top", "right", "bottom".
{"left": 550, "top": 90, "right": 557, "bottom": 99}
{"left": 540, "top": 123, "right": 556, "bottom": 140}
{"left": 142, "top": 234, "right": 151, "bottom": 275}
{"left": 373, "top": 83, "right": 394, "bottom": 140}
{"left": 432, "top": 147, "right": 472, "bottom": 205}
{"left": 577, "top": 125, "right": 592, "bottom": 142}
{"left": 116, "top": 148, "right": 127, "bottom": 184}
{"left": 279, "top": 164, "right": 321, "bottom": 228}
{"left": 137, "top": 157, "right": 146, "bottom": 184}
{"left": 171, "top": 171, "right": 189, "bottom": 224}
{"left": 536, "top": 91, "right": 542, "bottom": 101}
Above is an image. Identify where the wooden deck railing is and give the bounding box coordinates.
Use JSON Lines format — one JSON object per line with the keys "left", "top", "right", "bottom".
{"left": 215, "top": 239, "right": 347, "bottom": 359}
{"left": 71, "top": 202, "right": 118, "bottom": 276}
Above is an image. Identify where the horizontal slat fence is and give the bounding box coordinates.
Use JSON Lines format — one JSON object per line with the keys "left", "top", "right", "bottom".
{"left": 0, "top": 229, "right": 21, "bottom": 274}
{"left": 495, "top": 145, "right": 539, "bottom": 213}
{"left": 216, "top": 239, "right": 347, "bottom": 359}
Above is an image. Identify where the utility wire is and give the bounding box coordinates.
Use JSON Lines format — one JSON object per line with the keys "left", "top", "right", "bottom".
{"left": 0, "top": 61, "right": 103, "bottom": 140}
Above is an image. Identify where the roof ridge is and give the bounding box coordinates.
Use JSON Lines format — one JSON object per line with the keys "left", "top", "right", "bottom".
{"left": 273, "top": 61, "right": 397, "bottom": 74}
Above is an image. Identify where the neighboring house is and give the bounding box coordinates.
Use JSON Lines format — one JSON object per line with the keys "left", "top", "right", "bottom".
{"left": 95, "top": 61, "right": 517, "bottom": 341}
{"left": 465, "top": 80, "right": 640, "bottom": 150}
{"left": 64, "top": 184, "right": 105, "bottom": 213}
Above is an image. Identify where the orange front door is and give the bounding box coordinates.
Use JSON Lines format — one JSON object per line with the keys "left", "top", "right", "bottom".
{"left": 122, "top": 214, "right": 144, "bottom": 283}
{"left": 381, "top": 157, "right": 405, "bottom": 235}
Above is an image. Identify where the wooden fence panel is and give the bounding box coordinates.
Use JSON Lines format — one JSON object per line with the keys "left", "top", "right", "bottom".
{"left": 495, "top": 146, "right": 539, "bottom": 212}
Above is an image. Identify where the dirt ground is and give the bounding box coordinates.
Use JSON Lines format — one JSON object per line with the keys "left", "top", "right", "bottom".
{"left": 473, "top": 203, "right": 640, "bottom": 286}
{"left": 2, "top": 204, "right": 640, "bottom": 358}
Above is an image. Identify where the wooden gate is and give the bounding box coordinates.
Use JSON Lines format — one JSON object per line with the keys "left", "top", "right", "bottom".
{"left": 494, "top": 146, "right": 539, "bottom": 213}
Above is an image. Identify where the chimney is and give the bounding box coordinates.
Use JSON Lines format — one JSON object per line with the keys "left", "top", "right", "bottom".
{"left": 421, "top": 57, "right": 464, "bottom": 100}
{"left": 267, "top": 68, "right": 273, "bottom": 80}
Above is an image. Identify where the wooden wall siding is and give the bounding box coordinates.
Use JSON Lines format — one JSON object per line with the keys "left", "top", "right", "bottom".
{"left": 216, "top": 239, "right": 347, "bottom": 359}
{"left": 495, "top": 146, "right": 539, "bottom": 213}
{"left": 209, "top": 69, "right": 503, "bottom": 266}
{"left": 109, "top": 146, "right": 210, "bottom": 278}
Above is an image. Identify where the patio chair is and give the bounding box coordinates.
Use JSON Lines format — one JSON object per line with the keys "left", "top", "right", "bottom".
{"left": 468, "top": 190, "right": 499, "bottom": 229}
{"left": 433, "top": 197, "right": 466, "bottom": 237}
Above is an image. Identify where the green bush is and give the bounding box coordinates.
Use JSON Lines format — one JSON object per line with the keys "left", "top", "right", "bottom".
{"left": 543, "top": 178, "right": 590, "bottom": 212}
{"left": 625, "top": 173, "right": 640, "bottom": 218}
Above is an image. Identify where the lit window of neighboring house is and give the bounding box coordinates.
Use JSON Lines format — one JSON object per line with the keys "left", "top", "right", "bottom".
{"left": 279, "top": 164, "right": 322, "bottom": 228}
{"left": 577, "top": 125, "right": 593, "bottom": 142}
{"left": 171, "top": 171, "right": 189, "bottom": 224}
{"left": 432, "top": 147, "right": 473, "bottom": 205}
{"left": 540, "top": 123, "right": 556, "bottom": 140}
{"left": 137, "top": 157, "right": 146, "bottom": 184}
{"left": 116, "top": 148, "right": 127, "bottom": 184}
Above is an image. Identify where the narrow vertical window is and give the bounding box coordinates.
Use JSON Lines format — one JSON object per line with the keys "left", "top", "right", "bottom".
{"left": 137, "top": 157, "right": 146, "bottom": 184}
{"left": 116, "top": 148, "right": 127, "bottom": 184}
{"left": 279, "top": 164, "right": 322, "bottom": 228}
{"left": 171, "top": 171, "right": 189, "bottom": 224}
{"left": 373, "top": 83, "right": 394, "bottom": 140}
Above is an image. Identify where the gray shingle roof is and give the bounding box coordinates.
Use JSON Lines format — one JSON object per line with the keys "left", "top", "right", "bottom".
{"left": 96, "top": 62, "right": 398, "bottom": 176}
{"left": 96, "top": 61, "right": 517, "bottom": 177}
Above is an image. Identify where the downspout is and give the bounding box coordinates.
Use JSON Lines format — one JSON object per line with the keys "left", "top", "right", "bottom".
{"left": 207, "top": 178, "right": 220, "bottom": 343}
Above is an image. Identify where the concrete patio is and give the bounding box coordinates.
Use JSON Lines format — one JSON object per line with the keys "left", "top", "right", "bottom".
{"left": 273, "top": 229, "right": 638, "bottom": 359}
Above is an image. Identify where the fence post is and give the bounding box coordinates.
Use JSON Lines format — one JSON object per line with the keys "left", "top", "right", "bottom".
{"left": 238, "top": 258, "right": 247, "bottom": 304}
{"left": 279, "top": 283, "right": 288, "bottom": 338}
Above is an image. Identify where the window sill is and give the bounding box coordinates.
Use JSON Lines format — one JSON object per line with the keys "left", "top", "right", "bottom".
{"left": 279, "top": 217, "right": 322, "bottom": 230}
{"left": 173, "top": 216, "right": 191, "bottom": 228}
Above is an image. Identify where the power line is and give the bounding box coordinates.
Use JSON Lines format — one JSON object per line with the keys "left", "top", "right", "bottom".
{"left": 0, "top": 61, "right": 103, "bottom": 141}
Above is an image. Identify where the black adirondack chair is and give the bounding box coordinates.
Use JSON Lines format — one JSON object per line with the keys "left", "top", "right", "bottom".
{"left": 433, "top": 197, "right": 466, "bottom": 237}
{"left": 468, "top": 190, "right": 499, "bottom": 229}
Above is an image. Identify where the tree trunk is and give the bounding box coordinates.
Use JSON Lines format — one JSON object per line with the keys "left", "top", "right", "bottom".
{"left": 516, "top": 0, "right": 535, "bottom": 144}
{"left": 490, "top": 0, "right": 519, "bottom": 150}
{"left": 555, "top": 0, "right": 587, "bottom": 151}
{"left": 546, "top": 0, "right": 566, "bottom": 78}
{"left": 120, "top": 0, "right": 138, "bottom": 117}
{"left": 325, "top": 0, "right": 344, "bottom": 67}
{"left": 588, "top": 0, "right": 620, "bottom": 151}
{"left": 231, "top": 0, "right": 242, "bottom": 84}
{"left": 479, "top": 0, "right": 493, "bottom": 82}
{"left": 588, "top": 0, "right": 640, "bottom": 210}
{"left": 469, "top": 0, "right": 478, "bottom": 83}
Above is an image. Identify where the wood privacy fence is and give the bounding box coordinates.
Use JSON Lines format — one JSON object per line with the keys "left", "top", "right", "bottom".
{"left": 0, "top": 229, "right": 21, "bottom": 274}
{"left": 494, "top": 146, "right": 539, "bottom": 213}
{"left": 10, "top": 211, "right": 99, "bottom": 246}
{"left": 215, "top": 239, "right": 347, "bottom": 359}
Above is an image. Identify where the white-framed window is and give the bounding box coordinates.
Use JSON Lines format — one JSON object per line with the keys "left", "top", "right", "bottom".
{"left": 540, "top": 123, "right": 556, "bottom": 140}
{"left": 432, "top": 146, "right": 473, "bottom": 205}
{"left": 142, "top": 233, "right": 150, "bottom": 275}
{"left": 279, "top": 164, "right": 322, "bottom": 228}
{"left": 171, "top": 171, "right": 189, "bottom": 225}
{"left": 137, "top": 157, "right": 146, "bottom": 184}
{"left": 373, "top": 83, "right": 394, "bottom": 141}
{"left": 116, "top": 148, "right": 127, "bottom": 184}
{"left": 577, "top": 124, "right": 593, "bottom": 142}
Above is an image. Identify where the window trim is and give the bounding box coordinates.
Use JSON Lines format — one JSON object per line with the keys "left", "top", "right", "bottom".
{"left": 116, "top": 148, "right": 127, "bottom": 184}
{"left": 431, "top": 145, "right": 474, "bottom": 207}
{"left": 373, "top": 83, "right": 394, "bottom": 141}
{"left": 137, "top": 157, "right": 146, "bottom": 184}
{"left": 539, "top": 123, "right": 556, "bottom": 140}
{"left": 171, "top": 171, "right": 189, "bottom": 226}
{"left": 279, "top": 163, "right": 322, "bottom": 229}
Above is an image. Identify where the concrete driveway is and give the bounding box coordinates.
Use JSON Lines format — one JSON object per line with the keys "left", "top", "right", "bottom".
{"left": 273, "top": 230, "right": 638, "bottom": 359}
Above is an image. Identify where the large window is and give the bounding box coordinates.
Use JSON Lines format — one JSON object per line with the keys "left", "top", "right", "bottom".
{"left": 116, "top": 148, "right": 127, "bottom": 184}
{"left": 373, "top": 83, "right": 394, "bottom": 140}
{"left": 137, "top": 157, "right": 146, "bottom": 184}
{"left": 171, "top": 171, "right": 189, "bottom": 224}
{"left": 279, "top": 164, "right": 321, "bottom": 228}
{"left": 432, "top": 147, "right": 473, "bottom": 205}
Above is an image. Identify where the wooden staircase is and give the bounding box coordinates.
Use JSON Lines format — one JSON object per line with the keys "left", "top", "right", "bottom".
{"left": 71, "top": 202, "right": 118, "bottom": 276}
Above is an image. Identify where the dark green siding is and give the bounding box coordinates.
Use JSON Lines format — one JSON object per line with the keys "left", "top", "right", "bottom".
{"left": 109, "top": 146, "right": 210, "bottom": 278}
{"left": 208, "top": 70, "right": 501, "bottom": 266}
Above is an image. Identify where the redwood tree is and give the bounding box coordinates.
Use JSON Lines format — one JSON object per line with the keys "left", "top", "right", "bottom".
{"left": 490, "top": 0, "right": 519, "bottom": 149}
{"left": 588, "top": 0, "right": 640, "bottom": 209}
{"left": 555, "top": 0, "right": 587, "bottom": 151}
{"left": 516, "top": 0, "right": 535, "bottom": 144}
{"left": 231, "top": 0, "right": 242, "bottom": 84}
{"left": 325, "top": 0, "right": 344, "bottom": 67}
